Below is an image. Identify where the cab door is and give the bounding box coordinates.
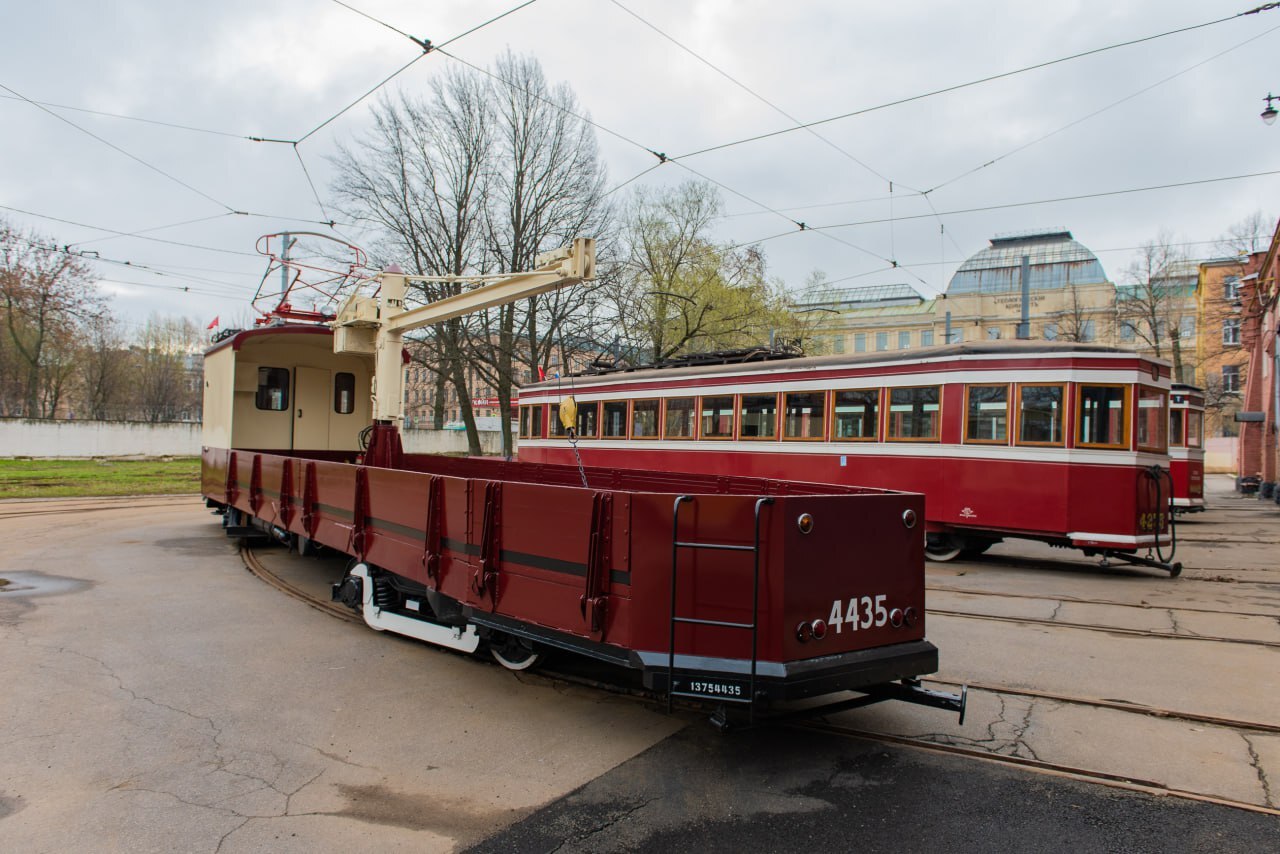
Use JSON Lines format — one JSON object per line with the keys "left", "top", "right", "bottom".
{"left": 293, "top": 366, "right": 331, "bottom": 449}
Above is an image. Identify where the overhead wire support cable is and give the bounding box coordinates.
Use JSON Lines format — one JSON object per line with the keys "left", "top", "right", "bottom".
{"left": 0, "top": 203, "right": 260, "bottom": 257}
{"left": 0, "top": 81, "right": 236, "bottom": 212}
{"left": 671, "top": 3, "right": 1280, "bottom": 162}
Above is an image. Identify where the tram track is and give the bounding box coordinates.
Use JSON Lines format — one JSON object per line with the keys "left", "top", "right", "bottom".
{"left": 241, "top": 544, "right": 1280, "bottom": 815}
{"left": 926, "top": 584, "right": 1280, "bottom": 620}
{"left": 929, "top": 607, "right": 1280, "bottom": 648}
{"left": 0, "top": 496, "right": 196, "bottom": 521}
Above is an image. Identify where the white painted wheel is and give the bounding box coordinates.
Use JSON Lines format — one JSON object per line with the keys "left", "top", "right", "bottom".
{"left": 490, "top": 637, "right": 542, "bottom": 671}
{"left": 925, "top": 535, "right": 963, "bottom": 562}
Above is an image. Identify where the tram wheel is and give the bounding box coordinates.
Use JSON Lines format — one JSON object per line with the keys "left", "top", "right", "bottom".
{"left": 925, "top": 534, "right": 963, "bottom": 562}
{"left": 960, "top": 538, "right": 997, "bottom": 559}
{"left": 490, "top": 635, "right": 543, "bottom": 671}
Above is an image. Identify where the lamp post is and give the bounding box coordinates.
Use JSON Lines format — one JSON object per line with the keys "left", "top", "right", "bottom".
{"left": 1262, "top": 93, "right": 1278, "bottom": 125}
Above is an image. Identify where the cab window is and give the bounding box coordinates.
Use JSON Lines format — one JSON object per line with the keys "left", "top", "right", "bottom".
{"left": 965, "top": 384, "right": 1009, "bottom": 444}
{"left": 1169, "top": 409, "right": 1185, "bottom": 448}
{"left": 1017, "top": 384, "right": 1064, "bottom": 446}
{"left": 1077, "top": 385, "right": 1129, "bottom": 449}
{"left": 887, "top": 386, "right": 940, "bottom": 441}
{"left": 783, "top": 391, "right": 826, "bottom": 440}
{"left": 739, "top": 393, "right": 778, "bottom": 439}
{"left": 255, "top": 367, "right": 290, "bottom": 411}
{"left": 833, "top": 389, "right": 879, "bottom": 440}
{"left": 700, "top": 395, "right": 735, "bottom": 439}
{"left": 1186, "top": 411, "right": 1203, "bottom": 448}
{"left": 334, "top": 372, "right": 355, "bottom": 414}
{"left": 664, "top": 397, "right": 696, "bottom": 438}
{"left": 1136, "top": 387, "right": 1167, "bottom": 452}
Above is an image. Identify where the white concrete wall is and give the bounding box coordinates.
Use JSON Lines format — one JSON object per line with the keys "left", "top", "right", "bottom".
{"left": 0, "top": 418, "right": 510, "bottom": 458}
{"left": 1205, "top": 436, "right": 1238, "bottom": 474}
{"left": 0, "top": 418, "right": 203, "bottom": 458}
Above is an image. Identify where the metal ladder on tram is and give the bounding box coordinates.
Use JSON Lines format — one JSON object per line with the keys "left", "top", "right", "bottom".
{"left": 666, "top": 495, "right": 773, "bottom": 722}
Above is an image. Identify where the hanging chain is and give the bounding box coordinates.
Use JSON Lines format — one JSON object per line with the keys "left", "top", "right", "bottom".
{"left": 567, "top": 427, "right": 589, "bottom": 488}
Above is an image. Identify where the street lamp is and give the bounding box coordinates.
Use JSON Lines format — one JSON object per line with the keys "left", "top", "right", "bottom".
{"left": 1263, "top": 93, "right": 1279, "bottom": 126}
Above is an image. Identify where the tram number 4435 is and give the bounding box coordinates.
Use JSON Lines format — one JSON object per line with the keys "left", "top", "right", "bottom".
{"left": 828, "top": 595, "right": 888, "bottom": 632}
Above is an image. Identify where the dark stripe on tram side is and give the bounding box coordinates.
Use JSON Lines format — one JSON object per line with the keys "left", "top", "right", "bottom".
{"left": 315, "top": 503, "right": 354, "bottom": 520}
{"left": 260, "top": 487, "right": 281, "bottom": 499}
{"left": 443, "top": 538, "right": 630, "bottom": 586}
{"left": 366, "top": 516, "right": 426, "bottom": 540}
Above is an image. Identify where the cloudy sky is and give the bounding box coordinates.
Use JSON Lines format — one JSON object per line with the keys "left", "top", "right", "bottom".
{"left": 2, "top": 0, "right": 1277, "bottom": 331}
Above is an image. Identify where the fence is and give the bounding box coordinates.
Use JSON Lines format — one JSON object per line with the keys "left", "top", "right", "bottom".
{"left": 0, "top": 418, "right": 509, "bottom": 458}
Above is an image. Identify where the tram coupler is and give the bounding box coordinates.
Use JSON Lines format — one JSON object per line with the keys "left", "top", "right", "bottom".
{"left": 1100, "top": 550, "right": 1182, "bottom": 578}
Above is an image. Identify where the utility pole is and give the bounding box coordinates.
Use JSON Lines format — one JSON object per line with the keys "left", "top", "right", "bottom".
{"left": 1017, "top": 255, "right": 1031, "bottom": 339}
{"left": 280, "top": 232, "right": 297, "bottom": 310}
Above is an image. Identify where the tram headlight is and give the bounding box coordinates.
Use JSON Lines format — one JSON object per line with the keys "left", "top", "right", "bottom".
{"left": 795, "top": 621, "right": 812, "bottom": 643}
{"left": 797, "top": 513, "right": 814, "bottom": 534}
{"left": 903, "top": 606, "right": 918, "bottom": 628}
{"left": 889, "top": 608, "right": 904, "bottom": 628}
{"left": 810, "top": 618, "right": 827, "bottom": 640}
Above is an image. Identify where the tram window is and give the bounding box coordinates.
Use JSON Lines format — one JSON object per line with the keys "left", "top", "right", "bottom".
{"left": 887, "top": 386, "right": 940, "bottom": 441}
{"left": 664, "top": 397, "right": 696, "bottom": 438}
{"left": 1077, "top": 385, "right": 1129, "bottom": 449}
{"left": 549, "top": 404, "right": 566, "bottom": 437}
{"left": 255, "top": 367, "right": 290, "bottom": 411}
{"left": 833, "top": 389, "right": 879, "bottom": 440}
{"left": 784, "top": 391, "right": 826, "bottom": 439}
{"left": 1186, "top": 411, "right": 1203, "bottom": 448}
{"left": 575, "top": 401, "right": 599, "bottom": 438}
{"left": 1169, "top": 409, "right": 1185, "bottom": 448}
{"left": 1136, "top": 387, "right": 1167, "bottom": 452}
{"left": 700, "top": 395, "right": 735, "bottom": 439}
{"left": 739, "top": 394, "right": 778, "bottom": 439}
{"left": 334, "top": 372, "right": 355, "bottom": 414}
{"left": 965, "top": 384, "right": 1009, "bottom": 443}
{"left": 602, "top": 401, "right": 628, "bottom": 438}
{"left": 1017, "top": 385, "right": 1064, "bottom": 445}
{"left": 631, "top": 398, "right": 660, "bottom": 438}
{"left": 518, "top": 405, "right": 531, "bottom": 439}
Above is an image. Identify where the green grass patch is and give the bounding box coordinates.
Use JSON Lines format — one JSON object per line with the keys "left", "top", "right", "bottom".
{"left": 0, "top": 457, "right": 201, "bottom": 499}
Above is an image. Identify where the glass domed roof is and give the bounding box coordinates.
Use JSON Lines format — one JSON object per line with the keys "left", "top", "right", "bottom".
{"left": 947, "top": 230, "right": 1109, "bottom": 295}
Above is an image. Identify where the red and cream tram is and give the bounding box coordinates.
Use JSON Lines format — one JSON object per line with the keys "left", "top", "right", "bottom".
{"left": 1168, "top": 383, "right": 1206, "bottom": 514}
{"left": 199, "top": 240, "right": 965, "bottom": 725}
{"left": 517, "top": 342, "right": 1181, "bottom": 575}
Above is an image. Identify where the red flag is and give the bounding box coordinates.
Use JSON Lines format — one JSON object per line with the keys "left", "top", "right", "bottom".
{"left": 537, "top": 366, "right": 546, "bottom": 381}
{"left": 206, "top": 316, "right": 220, "bottom": 330}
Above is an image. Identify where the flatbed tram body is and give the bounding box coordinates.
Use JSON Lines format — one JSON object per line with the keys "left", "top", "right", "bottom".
{"left": 200, "top": 326, "right": 957, "bottom": 718}
{"left": 518, "top": 342, "right": 1177, "bottom": 567}
{"left": 1168, "top": 383, "right": 1206, "bottom": 513}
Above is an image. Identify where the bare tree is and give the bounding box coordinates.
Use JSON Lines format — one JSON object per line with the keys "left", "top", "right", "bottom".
{"left": 0, "top": 220, "right": 104, "bottom": 417}
{"left": 606, "top": 181, "right": 779, "bottom": 363}
{"left": 77, "top": 314, "right": 130, "bottom": 420}
{"left": 331, "top": 74, "right": 493, "bottom": 455}
{"left": 1117, "top": 231, "right": 1196, "bottom": 381}
{"left": 133, "top": 315, "right": 201, "bottom": 422}
{"left": 1213, "top": 210, "right": 1273, "bottom": 257}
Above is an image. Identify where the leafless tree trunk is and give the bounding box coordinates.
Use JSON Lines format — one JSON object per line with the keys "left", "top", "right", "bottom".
{"left": 134, "top": 315, "right": 201, "bottom": 422}
{"left": 78, "top": 314, "right": 129, "bottom": 420}
{"left": 1117, "top": 231, "right": 1196, "bottom": 381}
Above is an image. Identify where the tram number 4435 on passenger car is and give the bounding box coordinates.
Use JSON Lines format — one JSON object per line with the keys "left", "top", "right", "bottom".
{"left": 829, "top": 595, "right": 888, "bottom": 632}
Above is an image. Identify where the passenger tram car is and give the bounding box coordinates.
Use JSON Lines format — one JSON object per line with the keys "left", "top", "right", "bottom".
{"left": 1168, "top": 383, "right": 1206, "bottom": 514}
{"left": 517, "top": 341, "right": 1182, "bottom": 575}
{"left": 198, "top": 238, "right": 964, "bottom": 726}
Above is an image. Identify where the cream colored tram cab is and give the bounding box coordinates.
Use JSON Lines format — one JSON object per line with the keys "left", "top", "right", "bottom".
{"left": 202, "top": 326, "right": 373, "bottom": 453}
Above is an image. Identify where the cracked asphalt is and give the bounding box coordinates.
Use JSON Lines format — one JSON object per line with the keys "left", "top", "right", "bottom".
{"left": 2, "top": 477, "right": 1278, "bottom": 852}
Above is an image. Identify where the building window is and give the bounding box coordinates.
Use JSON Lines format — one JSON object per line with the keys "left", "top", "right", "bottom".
{"left": 833, "top": 389, "right": 879, "bottom": 440}
{"left": 832, "top": 336, "right": 846, "bottom": 354}
{"left": 854, "top": 333, "right": 866, "bottom": 353}
{"left": 1179, "top": 316, "right": 1195, "bottom": 340}
{"left": 946, "top": 329, "right": 963, "bottom": 344}
{"left": 875, "top": 331, "right": 888, "bottom": 351}
{"left": 1043, "top": 323, "right": 1058, "bottom": 341}
{"left": 1119, "top": 321, "right": 1136, "bottom": 342}
{"left": 887, "top": 386, "right": 940, "bottom": 441}
{"left": 255, "top": 367, "right": 290, "bottom": 411}
{"left": 663, "top": 398, "right": 695, "bottom": 438}
{"left": 920, "top": 329, "right": 935, "bottom": 347}
{"left": 1223, "top": 317, "right": 1241, "bottom": 346}
{"left": 986, "top": 327, "right": 1001, "bottom": 341}
{"left": 898, "top": 331, "right": 911, "bottom": 349}
{"left": 1222, "top": 364, "right": 1241, "bottom": 393}
{"left": 1224, "top": 276, "right": 1241, "bottom": 301}
{"left": 1081, "top": 319, "right": 1096, "bottom": 342}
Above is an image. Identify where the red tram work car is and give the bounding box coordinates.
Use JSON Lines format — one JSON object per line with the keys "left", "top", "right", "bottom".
{"left": 1168, "top": 383, "right": 1206, "bottom": 514}
{"left": 517, "top": 342, "right": 1181, "bottom": 575}
{"left": 199, "top": 242, "right": 964, "bottom": 725}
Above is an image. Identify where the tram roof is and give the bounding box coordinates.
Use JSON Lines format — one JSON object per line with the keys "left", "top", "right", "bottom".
{"left": 526, "top": 341, "right": 1168, "bottom": 390}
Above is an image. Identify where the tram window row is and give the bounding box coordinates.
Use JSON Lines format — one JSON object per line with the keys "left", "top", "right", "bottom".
{"left": 519, "top": 383, "right": 1174, "bottom": 453}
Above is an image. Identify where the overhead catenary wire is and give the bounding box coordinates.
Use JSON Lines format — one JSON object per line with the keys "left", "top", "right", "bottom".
{"left": 0, "top": 204, "right": 260, "bottom": 257}
{"left": 0, "top": 81, "right": 236, "bottom": 213}
{"left": 670, "top": 3, "right": 1280, "bottom": 162}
